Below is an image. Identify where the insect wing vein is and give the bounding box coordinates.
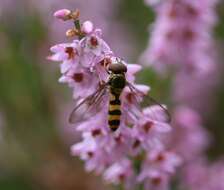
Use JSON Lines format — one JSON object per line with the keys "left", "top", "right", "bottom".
{"left": 126, "top": 82, "right": 171, "bottom": 123}
{"left": 69, "top": 83, "right": 108, "bottom": 124}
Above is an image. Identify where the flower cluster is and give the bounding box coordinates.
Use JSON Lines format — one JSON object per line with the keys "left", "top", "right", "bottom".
{"left": 168, "top": 106, "right": 210, "bottom": 162}
{"left": 49, "top": 9, "right": 181, "bottom": 189}
{"left": 28, "top": 0, "right": 135, "bottom": 58}
{"left": 143, "top": 1, "right": 223, "bottom": 190}
{"left": 183, "top": 159, "right": 224, "bottom": 190}
{"left": 141, "top": 0, "right": 218, "bottom": 74}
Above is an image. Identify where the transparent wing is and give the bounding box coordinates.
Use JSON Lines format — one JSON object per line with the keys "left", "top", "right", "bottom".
{"left": 69, "top": 83, "right": 108, "bottom": 124}
{"left": 126, "top": 82, "right": 171, "bottom": 123}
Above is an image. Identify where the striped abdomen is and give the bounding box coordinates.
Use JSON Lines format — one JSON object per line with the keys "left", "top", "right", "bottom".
{"left": 108, "top": 91, "right": 122, "bottom": 131}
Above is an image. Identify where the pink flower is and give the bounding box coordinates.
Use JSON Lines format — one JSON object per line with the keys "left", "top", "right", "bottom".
{"left": 126, "top": 64, "right": 142, "bottom": 82}
{"left": 132, "top": 106, "right": 172, "bottom": 150}
{"left": 138, "top": 169, "right": 169, "bottom": 190}
{"left": 103, "top": 159, "right": 135, "bottom": 188}
{"left": 141, "top": 0, "right": 218, "bottom": 74}
{"left": 82, "top": 21, "right": 94, "bottom": 34}
{"left": 183, "top": 159, "right": 224, "bottom": 190}
{"left": 71, "top": 132, "right": 110, "bottom": 173}
{"left": 169, "top": 106, "right": 210, "bottom": 161}
{"left": 81, "top": 30, "right": 110, "bottom": 53}
{"left": 121, "top": 84, "right": 150, "bottom": 125}
{"left": 59, "top": 67, "right": 99, "bottom": 99}
{"left": 48, "top": 42, "right": 79, "bottom": 63}
{"left": 142, "top": 2, "right": 221, "bottom": 190}
{"left": 53, "top": 9, "right": 71, "bottom": 21}
{"left": 173, "top": 69, "right": 218, "bottom": 114}
{"left": 138, "top": 147, "right": 181, "bottom": 190}
{"left": 146, "top": 147, "right": 182, "bottom": 174}
{"left": 49, "top": 12, "right": 178, "bottom": 189}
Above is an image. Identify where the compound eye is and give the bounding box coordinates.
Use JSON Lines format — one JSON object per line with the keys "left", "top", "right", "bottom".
{"left": 108, "top": 63, "right": 127, "bottom": 73}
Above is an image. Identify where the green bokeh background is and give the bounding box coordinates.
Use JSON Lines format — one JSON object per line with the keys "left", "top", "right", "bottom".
{"left": 0, "top": 1, "right": 224, "bottom": 189}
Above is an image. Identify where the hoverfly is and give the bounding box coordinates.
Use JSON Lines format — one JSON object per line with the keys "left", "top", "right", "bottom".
{"left": 69, "top": 58, "right": 171, "bottom": 131}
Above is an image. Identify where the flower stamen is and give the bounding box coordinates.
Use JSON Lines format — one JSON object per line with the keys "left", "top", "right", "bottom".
{"left": 143, "top": 121, "right": 154, "bottom": 133}
{"left": 151, "top": 177, "right": 162, "bottom": 186}
{"left": 92, "top": 129, "right": 102, "bottom": 137}
{"left": 90, "top": 36, "right": 99, "bottom": 47}
{"left": 65, "top": 47, "right": 76, "bottom": 59}
{"left": 73, "top": 73, "right": 84, "bottom": 82}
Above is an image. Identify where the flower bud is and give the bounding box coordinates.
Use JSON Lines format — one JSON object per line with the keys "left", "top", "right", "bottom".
{"left": 66, "top": 28, "right": 79, "bottom": 37}
{"left": 81, "top": 21, "right": 94, "bottom": 34}
{"left": 54, "top": 9, "right": 71, "bottom": 21}
{"left": 70, "top": 9, "right": 80, "bottom": 20}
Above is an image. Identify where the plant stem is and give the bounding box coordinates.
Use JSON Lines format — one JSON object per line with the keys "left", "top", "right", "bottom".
{"left": 74, "top": 20, "right": 81, "bottom": 31}
{"left": 116, "top": 184, "right": 124, "bottom": 190}
{"left": 133, "top": 155, "right": 144, "bottom": 190}
{"left": 74, "top": 20, "right": 84, "bottom": 39}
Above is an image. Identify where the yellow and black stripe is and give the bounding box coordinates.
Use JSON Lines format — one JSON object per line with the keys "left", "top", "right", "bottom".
{"left": 108, "top": 91, "right": 122, "bottom": 131}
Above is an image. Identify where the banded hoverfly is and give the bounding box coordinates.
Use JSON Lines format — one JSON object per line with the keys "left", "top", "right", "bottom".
{"left": 69, "top": 58, "right": 171, "bottom": 131}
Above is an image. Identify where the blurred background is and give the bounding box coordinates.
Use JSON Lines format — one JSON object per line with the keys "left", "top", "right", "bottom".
{"left": 0, "top": 0, "right": 224, "bottom": 189}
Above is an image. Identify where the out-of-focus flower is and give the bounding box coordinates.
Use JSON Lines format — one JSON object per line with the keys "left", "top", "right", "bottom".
{"left": 183, "top": 159, "right": 224, "bottom": 190}
{"left": 138, "top": 169, "right": 170, "bottom": 190}
{"left": 169, "top": 106, "right": 210, "bottom": 162}
{"left": 0, "top": 0, "right": 19, "bottom": 16}
{"left": 49, "top": 9, "right": 179, "bottom": 189}
{"left": 173, "top": 69, "right": 219, "bottom": 115}
{"left": 104, "top": 159, "right": 135, "bottom": 188}
{"left": 141, "top": 0, "right": 218, "bottom": 74}
{"left": 146, "top": 147, "right": 182, "bottom": 174}
{"left": 138, "top": 146, "right": 181, "bottom": 190}
{"left": 142, "top": 1, "right": 222, "bottom": 190}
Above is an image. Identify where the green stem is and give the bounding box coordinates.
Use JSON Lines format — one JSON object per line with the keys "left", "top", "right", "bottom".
{"left": 74, "top": 20, "right": 81, "bottom": 30}
{"left": 74, "top": 20, "right": 85, "bottom": 39}
{"left": 136, "top": 184, "right": 144, "bottom": 190}
{"left": 133, "top": 156, "right": 144, "bottom": 190}
{"left": 116, "top": 184, "right": 124, "bottom": 190}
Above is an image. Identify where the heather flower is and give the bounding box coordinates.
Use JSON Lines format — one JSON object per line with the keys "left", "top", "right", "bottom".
{"left": 138, "top": 169, "right": 170, "bottom": 190}
{"left": 142, "top": 1, "right": 221, "bottom": 190}
{"left": 141, "top": 0, "right": 218, "bottom": 74}
{"left": 80, "top": 31, "right": 111, "bottom": 56}
{"left": 59, "top": 67, "right": 99, "bottom": 99}
{"left": 146, "top": 147, "right": 181, "bottom": 174}
{"left": 132, "top": 106, "right": 172, "bottom": 150}
{"left": 28, "top": 0, "right": 135, "bottom": 58}
{"left": 173, "top": 69, "right": 219, "bottom": 114}
{"left": 49, "top": 28, "right": 113, "bottom": 98}
{"left": 53, "top": 9, "right": 72, "bottom": 21}
{"left": 48, "top": 42, "right": 79, "bottom": 63}
{"left": 71, "top": 132, "right": 110, "bottom": 173}
{"left": 81, "top": 21, "right": 94, "bottom": 34}
{"left": 137, "top": 146, "right": 181, "bottom": 189}
{"left": 126, "top": 64, "right": 142, "bottom": 82}
{"left": 104, "top": 159, "right": 135, "bottom": 188}
{"left": 49, "top": 9, "right": 179, "bottom": 189}
{"left": 183, "top": 159, "right": 224, "bottom": 190}
{"left": 168, "top": 106, "right": 210, "bottom": 162}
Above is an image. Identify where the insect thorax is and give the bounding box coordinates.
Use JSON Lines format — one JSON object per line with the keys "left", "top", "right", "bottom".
{"left": 109, "top": 73, "right": 126, "bottom": 95}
